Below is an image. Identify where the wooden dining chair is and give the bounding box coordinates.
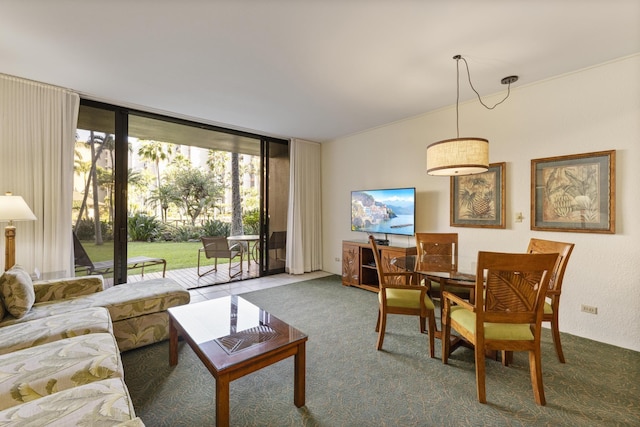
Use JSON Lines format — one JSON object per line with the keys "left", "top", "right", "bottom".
{"left": 415, "top": 233, "right": 469, "bottom": 300}
{"left": 527, "top": 238, "right": 575, "bottom": 363}
{"left": 441, "top": 251, "right": 558, "bottom": 405}
{"left": 370, "top": 235, "right": 436, "bottom": 358}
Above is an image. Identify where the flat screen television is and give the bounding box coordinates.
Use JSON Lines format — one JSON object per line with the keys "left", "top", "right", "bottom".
{"left": 351, "top": 187, "right": 416, "bottom": 237}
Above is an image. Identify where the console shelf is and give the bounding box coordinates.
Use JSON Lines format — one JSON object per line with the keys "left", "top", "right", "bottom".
{"left": 341, "top": 240, "right": 416, "bottom": 292}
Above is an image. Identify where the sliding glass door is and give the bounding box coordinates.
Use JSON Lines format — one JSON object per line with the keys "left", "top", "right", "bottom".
{"left": 74, "top": 100, "right": 288, "bottom": 285}
{"left": 261, "top": 139, "right": 289, "bottom": 274}
{"left": 73, "top": 105, "right": 118, "bottom": 279}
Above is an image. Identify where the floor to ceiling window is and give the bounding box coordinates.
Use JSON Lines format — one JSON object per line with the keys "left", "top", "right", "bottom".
{"left": 74, "top": 100, "right": 289, "bottom": 286}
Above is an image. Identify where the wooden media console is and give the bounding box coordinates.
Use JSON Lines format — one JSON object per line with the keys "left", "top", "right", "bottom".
{"left": 341, "top": 240, "right": 416, "bottom": 292}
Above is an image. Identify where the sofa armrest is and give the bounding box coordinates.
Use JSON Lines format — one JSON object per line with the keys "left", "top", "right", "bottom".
{"left": 33, "top": 275, "right": 104, "bottom": 302}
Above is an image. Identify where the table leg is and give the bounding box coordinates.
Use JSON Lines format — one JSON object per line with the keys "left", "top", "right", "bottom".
{"left": 294, "top": 341, "right": 306, "bottom": 407}
{"left": 250, "top": 240, "right": 260, "bottom": 266}
{"left": 216, "top": 375, "right": 231, "bottom": 427}
{"left": 169, "top": 317, "right": 178, "bottom": 366}
{"left": 434, "top": 277, "right": 466, "bottom": 355}
{"left": 246, "top": 240, "right": 260, "bottom": 270}
{"left": 243, "top": 241, "right": 255, "bottom": 272}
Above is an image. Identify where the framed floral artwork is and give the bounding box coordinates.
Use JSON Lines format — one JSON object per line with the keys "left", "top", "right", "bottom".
{"left": 450, "top": 162, "right": 505, "bottom": 228}
{"left": 531, "top": 150, "right": 615, "bottom": 233}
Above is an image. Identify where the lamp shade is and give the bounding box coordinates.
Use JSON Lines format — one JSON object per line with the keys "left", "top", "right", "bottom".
{"left": 426, "top": 137, "right": 489, "bottom": 176}
{"left": 0, "top": 194, "right": 37, "bottom": 223}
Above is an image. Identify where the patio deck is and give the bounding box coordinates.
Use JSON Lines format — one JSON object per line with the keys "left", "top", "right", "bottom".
{"left": 124, "top": 264, "right": 333, "bottom": 304}
{"left": 117, "top": 258, "right": 261, "bottom": 290}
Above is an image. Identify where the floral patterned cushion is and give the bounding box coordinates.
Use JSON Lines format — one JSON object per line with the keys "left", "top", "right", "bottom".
{"left": 0, "top": 265, "right": 35, "bottom": 319}
{"left": 113, "top": 311, "right": 170, "bottom": 352}
{"left": 0, "top": 279, "right": 188, "bottom": 327}
{"left": 0, "top": 378, "right": 138, "bottom": 426}
{"left": 0, "top": 333, "right": 122, "bottom": 410}
{"left": 0, "top": 307, "right": 113, "bottom": 355}
{"left": 0, "top": 278, "right": 189, "bottom": 352}
{"left": 33, "top": 275, "right": 104, "bottom": 302}
{"left": 116, "top": 417, "right": 146, "bottom": 426}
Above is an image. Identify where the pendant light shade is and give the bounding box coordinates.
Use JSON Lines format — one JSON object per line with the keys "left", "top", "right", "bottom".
{"left": 426, "top": 55, "right": 516, "bottom": 177}
{"left": 426, "top": 137, "right": 488, "bottom": 176}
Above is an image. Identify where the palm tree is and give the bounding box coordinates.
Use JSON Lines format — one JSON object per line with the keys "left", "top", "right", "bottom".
{"left": 89, "top": 131, "right": 104, "bottom": 244}
{"left": 146, "top": 185, "right": 181, "bottom": 223}
{"left": 74, "top": 160, "right": 92, "bottom": 221}
{"left": 230, "top": 152, "right": 243, "bottom": 236}
{"left": 74, "top": 132, "right": 113, "bottom": 244}
{"left": 137, "top": 141, "right": 172, "bottom": 189}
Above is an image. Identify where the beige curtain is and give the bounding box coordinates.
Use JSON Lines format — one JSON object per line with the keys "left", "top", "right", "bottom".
{"left": 286, "top": 138, "right": 322, "bottom": 274}
{"left": 0, "top": 74, "right": 79, "bottom": 275}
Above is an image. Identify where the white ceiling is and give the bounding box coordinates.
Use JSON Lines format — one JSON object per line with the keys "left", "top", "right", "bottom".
{"left": 2, "top": 1, "right": 639, "bottom": 142}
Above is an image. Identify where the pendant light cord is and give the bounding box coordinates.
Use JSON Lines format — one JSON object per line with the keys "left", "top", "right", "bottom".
{"left": 453, "top": 55, "right": 512, "bottom": 110}
{"left": 454, "top": 55, "right": 514, "bottom": 137}
{"left": 456, "top": 57, "right": 461, "bottom": 138}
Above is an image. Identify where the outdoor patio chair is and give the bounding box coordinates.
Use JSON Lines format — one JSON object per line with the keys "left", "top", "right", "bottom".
{"left": 73, "top": 232, "right": 166, "bottom": 278}
{"left": 197, "top": 236, "right": 243, "bottom": 278}
{"left": 268, "top": 231, "right": 286, "bottom": 261}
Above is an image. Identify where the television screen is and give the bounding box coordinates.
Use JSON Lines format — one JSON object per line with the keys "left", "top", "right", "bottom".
{"left": 351, "top": 187, "right": 415, "bottom": 236}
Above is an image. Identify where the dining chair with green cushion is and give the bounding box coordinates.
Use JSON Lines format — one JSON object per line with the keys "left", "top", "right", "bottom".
{"left": 441, "top": 251, "right": 559, "bottom": 405}
{"left": 370, "top": 235, "right": 436, "bottom": 358}
{"left": 527, "top": 238, "right": 575, "bottom": 363}
{"left": 415, "top": 233, "right": 470, "bottom": 300}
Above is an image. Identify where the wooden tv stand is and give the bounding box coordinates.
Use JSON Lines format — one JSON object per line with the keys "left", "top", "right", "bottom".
{"left": 342, "top": 240, "right": 416, "bottom": 292}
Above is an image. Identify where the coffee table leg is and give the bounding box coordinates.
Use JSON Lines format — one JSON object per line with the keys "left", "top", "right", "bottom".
{"left": 216, "top": 375, "right": 230, "bottom": 427}
{"left": 169, "top": 317, "right": 178, "bottom": 366}
{"left": 294, "top": 341, "right": 306, "bottom": 407}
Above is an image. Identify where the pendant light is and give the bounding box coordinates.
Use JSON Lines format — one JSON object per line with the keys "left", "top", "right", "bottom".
{"left": 426, "top": 55, "right": 518, "bottom": 176}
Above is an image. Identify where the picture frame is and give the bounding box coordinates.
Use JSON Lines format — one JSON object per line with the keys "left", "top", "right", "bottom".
{"left": 450, "top": 162, "right": 505, "bottom": 228}
{"left": 531, "top": 150, "right": 615, "bottom": 233}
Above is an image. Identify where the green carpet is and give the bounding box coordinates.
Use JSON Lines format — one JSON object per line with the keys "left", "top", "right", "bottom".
{"left": 122, "top": 275, "right": 640, "bottom": 426}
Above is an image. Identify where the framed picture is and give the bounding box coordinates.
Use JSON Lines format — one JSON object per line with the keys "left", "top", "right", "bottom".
{"left": 450, "top": 162, "right": 505, "bottom": 228}
{"left": 531, "top": 150, "right": 615, "bottom": 233}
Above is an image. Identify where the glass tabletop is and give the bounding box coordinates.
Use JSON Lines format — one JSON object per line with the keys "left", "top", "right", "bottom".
{"left": 168, "top": 295, "right": 307, "bottom": 369}
{"left": 420, "top": 269, "right": 476, "bottom": 283}
{"left": 227, "top": 234, "right": 260, "bottom": 242}
{"left": 392, "top": 255, "right": 477, "bottom": 283}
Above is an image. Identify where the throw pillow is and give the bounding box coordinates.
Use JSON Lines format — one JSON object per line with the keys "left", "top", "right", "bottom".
{"left": 0, "top": 296, "right": 5, "bottom": 320}
{"left": 0, "top": 265, "right": 35, "bottom": 318}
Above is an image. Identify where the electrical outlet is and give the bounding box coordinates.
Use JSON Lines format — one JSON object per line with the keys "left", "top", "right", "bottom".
{"left": 335, "top": 257, "right": 340, "bottom": 262}
{"left": 581, "top": 304, "right": 598, "bottom": 315}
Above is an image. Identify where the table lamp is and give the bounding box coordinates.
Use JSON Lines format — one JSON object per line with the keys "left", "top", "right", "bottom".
{"left": 0, "top": 192, "right": 37, "bottom": 271}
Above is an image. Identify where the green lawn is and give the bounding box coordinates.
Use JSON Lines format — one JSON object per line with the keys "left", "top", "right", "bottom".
{"left": 80, "top": 240, "right": 215, "bottom": 275}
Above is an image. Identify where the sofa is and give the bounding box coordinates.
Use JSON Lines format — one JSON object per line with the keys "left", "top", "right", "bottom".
{"left": 0, "top": 265, "right": 191, "bottom": 426}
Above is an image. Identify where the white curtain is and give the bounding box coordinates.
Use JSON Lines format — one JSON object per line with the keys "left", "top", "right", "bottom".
{"left": 286, "top": 138, "right": 322, "bottom": 274}
{"left": 0, "top": 74, "right": 79, "bottom": 275}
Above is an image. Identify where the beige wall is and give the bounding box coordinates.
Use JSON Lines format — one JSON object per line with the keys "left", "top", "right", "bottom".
{"left": 321, "top": 54, "right": 640, "bottom": 352}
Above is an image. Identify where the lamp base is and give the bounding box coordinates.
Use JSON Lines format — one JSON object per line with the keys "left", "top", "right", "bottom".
{"left": 5, "top": 225, "right": 16, "bottom": 271}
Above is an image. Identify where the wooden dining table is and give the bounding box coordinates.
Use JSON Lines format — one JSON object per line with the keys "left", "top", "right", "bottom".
{"left": 391, "top": 254, "right": 477, "bottom": 299}
{"left": 391, "top": 254, "right": 478, "bottom": 353}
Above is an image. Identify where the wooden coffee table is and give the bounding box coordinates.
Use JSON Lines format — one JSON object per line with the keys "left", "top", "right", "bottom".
{"left": 168, "top": 296, "right": 308, "bottom": 427}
